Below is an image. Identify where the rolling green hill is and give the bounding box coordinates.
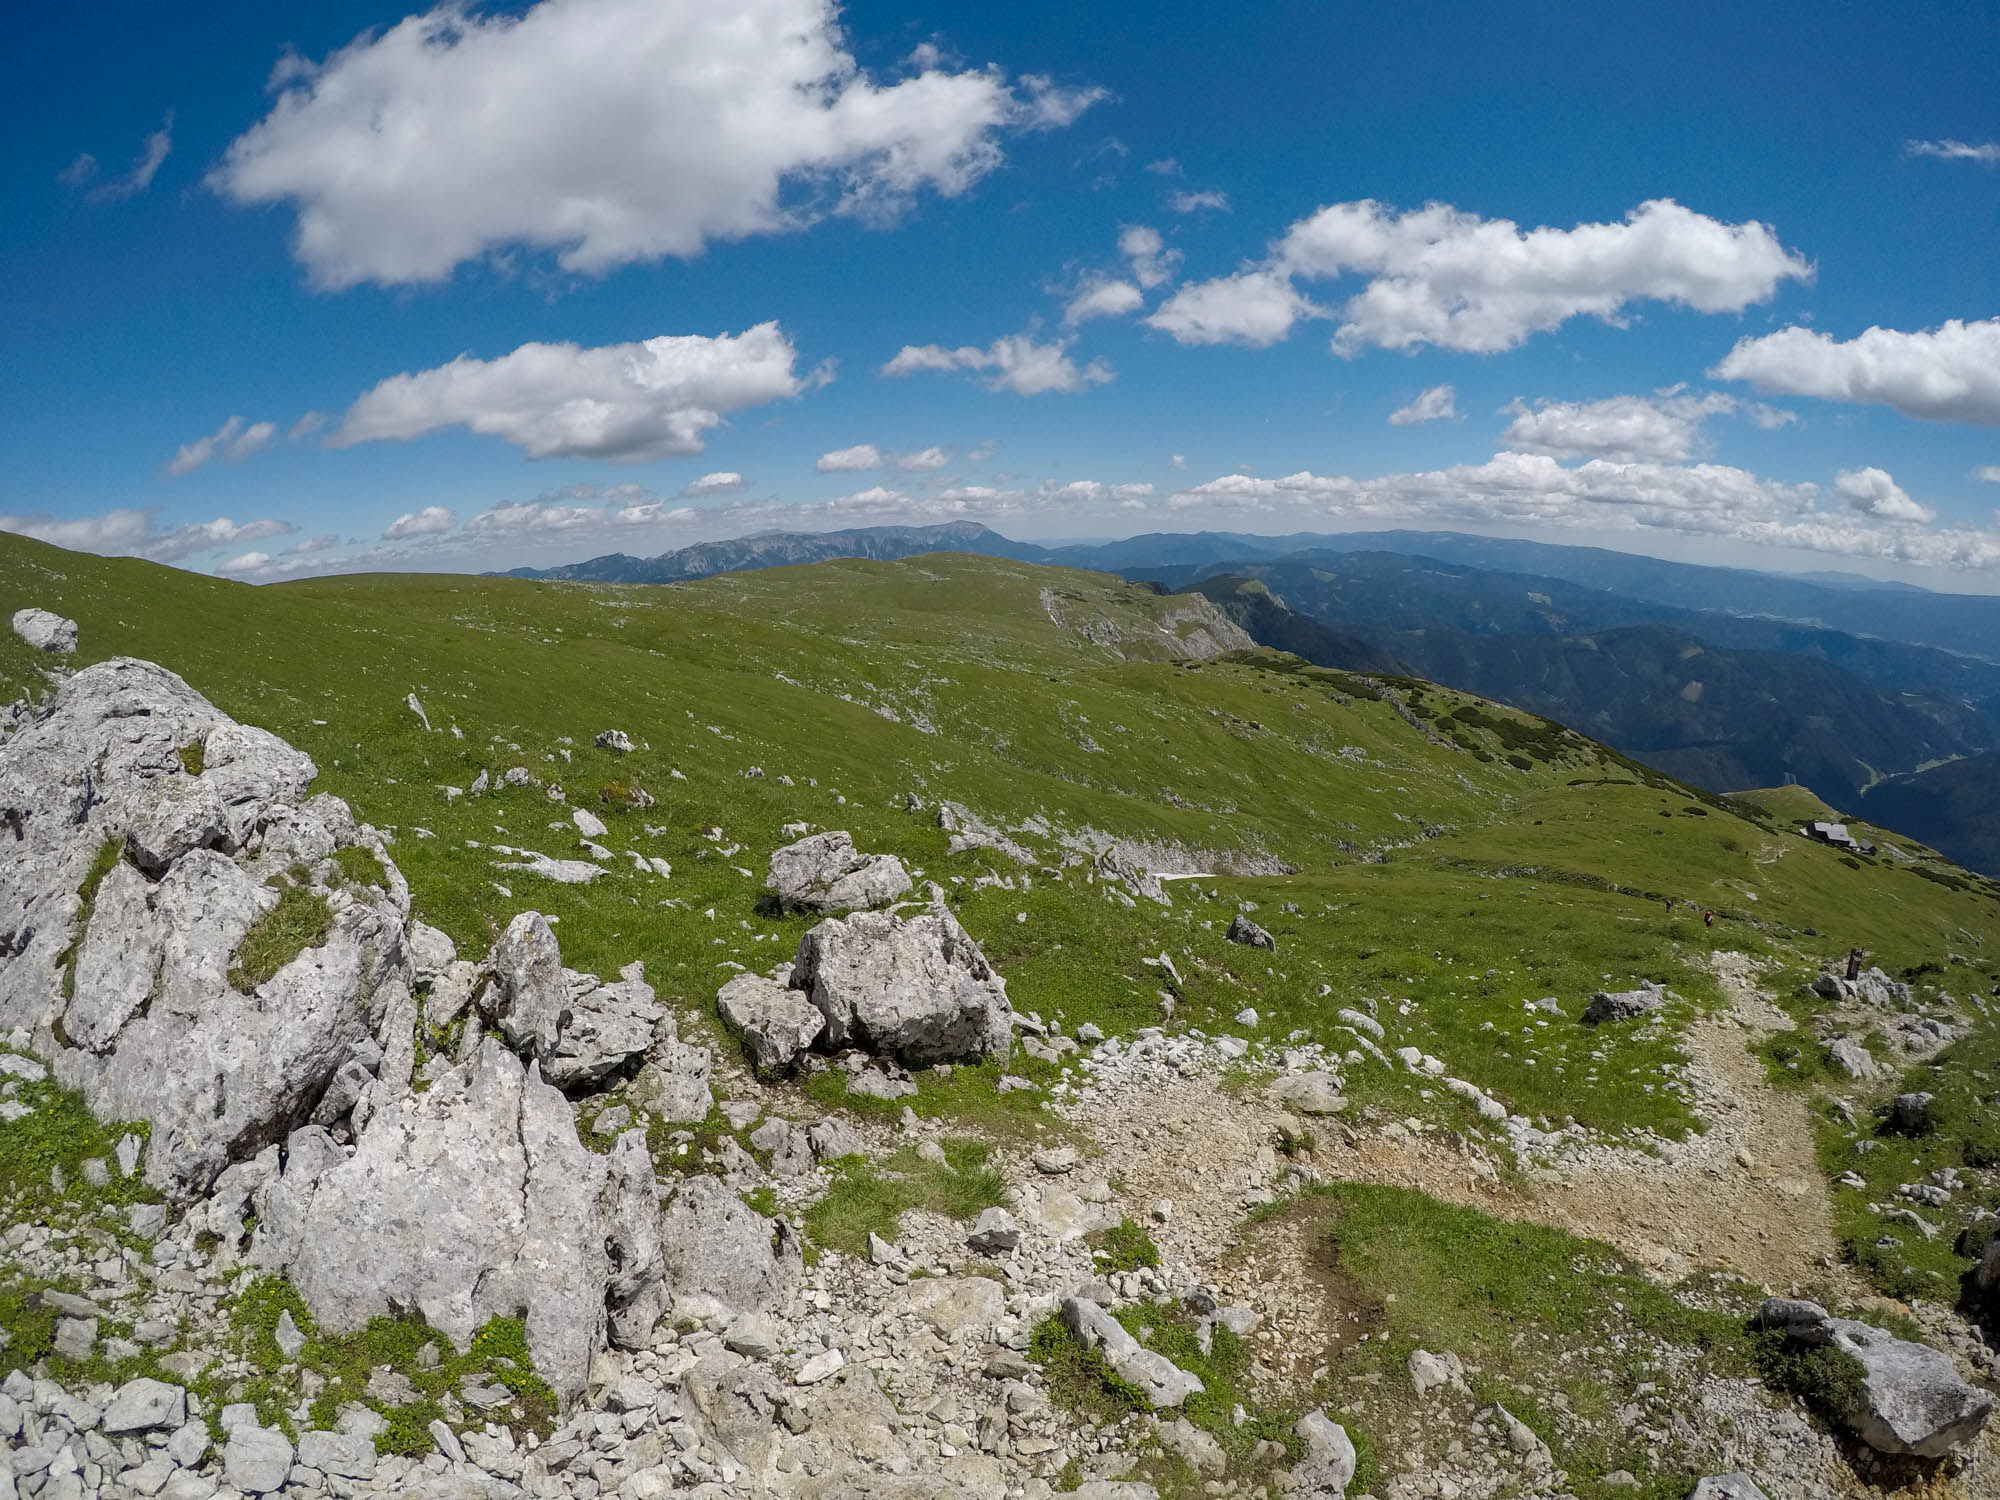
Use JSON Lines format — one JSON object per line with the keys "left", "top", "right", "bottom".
{"left": 9, "top": 531, "right": 2000, "bottom": 1440}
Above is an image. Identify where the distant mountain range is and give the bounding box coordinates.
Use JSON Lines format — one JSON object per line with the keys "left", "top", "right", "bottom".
{"left": 504, "top": 520, "right": 2000, "bottom": 872}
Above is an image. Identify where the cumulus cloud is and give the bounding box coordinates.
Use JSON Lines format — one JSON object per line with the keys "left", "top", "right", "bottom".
{"left": 882, "top": 333, "right": 1112, "bottom": 395}
{"left": 894, "top": 447, "right": 951, "bottom": 472}
{"left": 0, "top": 508, "right": 293, "bottom": 564}
{"left": 1387, "top": 384, "right": 1458, "bottom": 426}
{"left": 1151, "top": 198, "right": 1809, "bottom": 354}
{"left": 382, "top": 506, "right": 455, "bottom": 539}
{"left": 681, "top": 471, "right": 748, "bottom": 496}
{"left": 166, "top": 415, "right": 279, "bottom": 477}
{"left": 1712, "top": 317, "right": 2000, "bottom": 426}
{"left": 335, "top": 323, "right": 804, "bottom": 461}
{"left": 1119, "top": 224, "right": 1179, "bottom": 288}
{"left": 1976, "top": 466, "right": 2000, "bottom": 483}
{"left": 214, "top": 551, "right": 272, "bottom": 577}
{"left": 1167, "top": 189, "right": 1230, "bottom": 214}
{"left": 1907, "top": 139, "right": 2000, "bottom": 165}
{"left": 1834, "top": 466, "right": 1934, "bottom": 524}
{"left": 211, "top": 0, "right": 1099, "bottom": 288}
{"left": 288, "top": 411, "right": 327, "bottom": 442}
{"left": 816, "top": 443, "right": 883, "bottom": 472}
{"left": 1745, "top": 403, "right": 1797, "bottom": 430}
{"left": 62, "top": 113, "right": 174, "bottom": 203}
{"left": 286, "top": 533, "right": 342, "bottom": 555}
{"left": 1144, "top": 158, "right": 1182, "bottom": 176}
{"left": 1499, "top": 390, "right": 1735, "bottom": 463}
{"left": 1146, "top": 270, "right": 1314, "bottom": 347}
{"left": 1162, "top": 452, "right": 1993, "bottom": 569}
{"left": 1063, "top": 278, "right": 1143, "bottom": 325}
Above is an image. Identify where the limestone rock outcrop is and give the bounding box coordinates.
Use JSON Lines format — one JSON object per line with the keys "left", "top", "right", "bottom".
{"left": 792, "top": 895, "right": 1012, "bottom": 1067}
{"left": 251, "top": 1038, "right": 664, "bottom": 1406}
{"left": 1753, "top": 1298, "right": 1992, "bottom": 1456}
{"left": 767, "top": 831, "right": 912, "bottom": 914}
{"left": 0, "top": 658, "right": 412, "bottom": 1201}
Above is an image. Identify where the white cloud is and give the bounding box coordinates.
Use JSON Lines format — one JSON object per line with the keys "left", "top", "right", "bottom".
{"left": 0, "top": 509, "right": 293, "bottom": 564}
{"left": 286, "top": 533, "right": 342, "bottom": 555}
{"left": 382, "top": 506, "right": 455, "bottom": 539}
{"left": 335, "top": 323, "right": 804, "bottom": 461}
{"left": 1118, "top": 224, "right": 1178, "bottom": 288}
{"left": 1976, "top": 466, "right": 2000, "bottom": 483}
{"left": 1387, "top": 384, "right": 1458, "bottom": 426}
{"left": 882, "top": 333, "right": 1112, "bottom": 395}
{"left": 967, "top": 439, "right": 998, "bottom": 462}
{"left": 1713, "top": 317, "right": 2000, "bottom": 426}
{"left": 1167, "top": 189, "right": 1230, "bottom": 214}
{"left": 681, "top": 471, "right": 748, "bottom": 496}
{"left": 894, "top": 447, "right": 951, "bottom": 472}
{"left": 1144, "top": 158, "right": 1182, "bottom": 176}
{"left": 1745, "top": 402, "right": 1797, "bottom": 430}
{"left": 1152, "top": 198, "right": 1809, "bottom": 354}
{"left": 1064, "top": 278, "right": 1143, "bottom": 325}
{"left": 166, "top": 415, "right": 278, "bottom": 477}
{"left": 1161, "top": 452, "right": 1999, "bottom": 569}
{"left": 1169, "top": 454, "right": 1186, "bottom": 469}
{"left": 214, "top": 551, "right": 272, "bottom": 577}
{"left": 1499, "top": 391, "right": 1734, "bottom": 463}
{"left": 287, "top": 411, "right": 327, "bottom": 442}
{"left": 212, "top": 0, "right": 1099, "bottom": 288}
{"left": 1834, "top": 466, "right": 1934, "bottom": 524}
{"left": 1039, "top": 479, "right": 1153, "bottom": 507}
{"left": 1015, "top": 75, "right": 1110, "bottom": 129}
{"left": 1145, "top": 270, "right": 1314, "bottom": 347}
{"left": 1907, "top": 139, "right": 2000, "bottom": 165}
{"left": 816, "top": 443, "right": 884, "bottom": 472}
{"left": 63, "top": 113, "right": 174, "bottom": 203}
{"left": 464, "top": 493, "right": 696, "bottom": 537}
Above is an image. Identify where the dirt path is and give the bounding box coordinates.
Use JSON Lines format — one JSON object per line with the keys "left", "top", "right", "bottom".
{"left": 1075, "top": 951, "right": 1853, "bottom": 1297}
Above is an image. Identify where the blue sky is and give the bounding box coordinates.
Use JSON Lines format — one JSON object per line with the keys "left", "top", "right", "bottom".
{"left": 4, "top": 0, "right": 1999, "bottom": 586}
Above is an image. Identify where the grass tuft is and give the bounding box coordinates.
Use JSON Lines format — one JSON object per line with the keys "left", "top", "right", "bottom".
{"left": 229, "top": 883, "right": 335, "bottom": 992}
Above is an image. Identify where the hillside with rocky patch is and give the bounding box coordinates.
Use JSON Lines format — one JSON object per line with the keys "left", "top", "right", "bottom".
{"left": 6, "top": 539, "right": 2000, "bottom": 1500}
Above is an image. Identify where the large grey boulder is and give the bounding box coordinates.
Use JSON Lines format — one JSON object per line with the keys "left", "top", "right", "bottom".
{"left": 1812, "top": 967, "right": 1911, "bottom": 1010}
{"left": 485, "top": 912, "right": 567, "bottom": 1061}
{"left": 792, "top": 894, "right": 1012, "bottom": 1066}
{"left": 1753, "top": 1298, "right": 1992, "bottom": 1456}
{"left": 11, "top": 608, "right": 78, "bottom": 655}
{"left": 658, "top": 1173, "right": 801, "bottom": 1316}
{"left": 544, "top": 962, "right": 663, "bottom": 1089}
{"left": 629, "top": 1031, "right": 714, "bottom": 1122}
{"left": 1583, "top": 981, "right": 1666, "bottom": 1025}
{"left": 0, "top": 658, "right": 414, "bottom": 1201}
{"left": 1293, "top": 1408, "right": 1357, "bottom": 1496}
{"left": 249, "top": 1038, "right": 664, "bottom": 1406}
{"left": 716, "top": 971, "right": 825, "bottom": 1077}
{"left": 1060, "top": 1296, "right": 1204, "bottom": 1408}
{"left": 1225, "top": 914, "right": 1275, "bottom": 951}
{"left": 767, "top": 831, "right": 912, "bottom": 914}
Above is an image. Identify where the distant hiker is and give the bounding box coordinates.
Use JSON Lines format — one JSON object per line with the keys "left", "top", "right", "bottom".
{"left": 1846, "top": 947, "right": 1865, "bottom": 982}
{"left": 1703, "top": 909, "right": 1715, "bottom": 929}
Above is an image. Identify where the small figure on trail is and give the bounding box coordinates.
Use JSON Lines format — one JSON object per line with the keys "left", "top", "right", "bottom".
{"left": 1845, "top": 947, "right": 1865, "bottom": 982}
{"left": 1703, "top": 909, "right": 1715, "bottom": 928}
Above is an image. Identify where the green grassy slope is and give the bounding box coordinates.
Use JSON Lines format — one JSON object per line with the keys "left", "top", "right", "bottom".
{"left": 4, "top": 532, "right": 2000, "bottom": 1155}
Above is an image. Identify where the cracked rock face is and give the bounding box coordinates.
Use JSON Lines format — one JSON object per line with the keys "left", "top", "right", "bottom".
{"left": 792, "top": 894, "right": 1012, "bottom": 1067}
{"left": 0, "top": 658, "right": 413, "bottom": 1201}
{"left": 251, "top": 1038, "right": 663, "bottom": 1407}
{"left": 767, "top": 831, "right": 912, "bottom": 914}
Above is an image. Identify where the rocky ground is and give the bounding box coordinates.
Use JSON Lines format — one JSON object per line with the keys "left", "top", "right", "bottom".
{"left": 4, "top": 624, "right": 1998, "bottom": 1500}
